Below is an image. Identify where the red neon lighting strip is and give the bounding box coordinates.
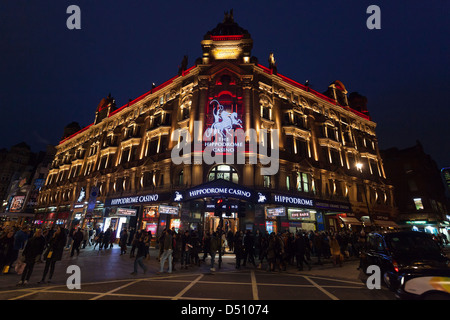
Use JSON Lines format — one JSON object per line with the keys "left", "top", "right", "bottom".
{"left": 211, "top": 35, "right": 244, "bottom": 41}
{"left": 59, "top": 124, "right": 93, "bottom": 145}
{"left": 256, "top": 64, "right": 371, "bottom": 121}
{"left": 60, "top": 66, "right": 197, "bottom": 144}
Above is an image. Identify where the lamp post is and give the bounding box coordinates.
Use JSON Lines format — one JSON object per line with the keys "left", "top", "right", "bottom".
{"left": 356, "top": 162, "right": 372, "bottom": 222}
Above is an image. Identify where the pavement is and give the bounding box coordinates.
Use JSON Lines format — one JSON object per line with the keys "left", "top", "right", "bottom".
{"left": 0, "top": 244, "right": 364, "bottom": 290}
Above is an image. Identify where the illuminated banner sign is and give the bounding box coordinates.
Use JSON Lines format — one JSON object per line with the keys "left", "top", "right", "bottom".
{"left": 266, "top": 207, "right": 286, "bottom": 217}
{"left": 159, "top": 205, "right": 179, "bottom": 215}
{"left": 10, "top": 196, "right": 25, "bottom": 212}
{"left": 289, "top": 210, "right": 311, "bottom": 220}
{"left": 117, "top": 208, "right": 137, "bottom": 216}
{"left": 204, "top": 93, "right": 245, "bottom": 154}
{"left": 272, "top": 194, "right": 314, "bottom": 207}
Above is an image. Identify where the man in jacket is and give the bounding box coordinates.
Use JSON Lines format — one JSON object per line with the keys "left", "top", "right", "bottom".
{"left": 130, "top": 235, "right": 147, "bottom": 275}
{"left": 39, "top": 226, "right": 67, "bottom": 283}
{"left": 70, "top": 228, "right": 84, "bottom": 257}
{"left": 294, "top": 232, "right": 311, "bottom": 271}
{"left": 181, "top": 230, "right": 191, "bottom": 269}
{"left": 243, "top": 230, "right": 256, "bottom": 267}
{"left": 18, "top": 229, "right": 45, "bottom": 285}
{"left": 12, "top": 226, "right": 29, "bottom": 264}
{"left": 209, "top": 232, "right": 220, "bottom": 272}
{"left": 158, "top": 229, "right": 173, "bottom": 274}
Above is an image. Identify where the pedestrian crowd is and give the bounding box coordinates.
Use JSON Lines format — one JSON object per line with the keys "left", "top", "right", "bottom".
{"left": 0, "top": 223, "right": 71, "bottom": 286}
{"left": 0, "top": 222, "right": 121, "bottom": 286}
{"left": 227, "top": 229, "right": 367, "bottom": 272}
{"left": 5, "top": 221, "right": 447, "bottom": 286}
{"left": 127, "top": 227, "right": 368, "bottom": 276}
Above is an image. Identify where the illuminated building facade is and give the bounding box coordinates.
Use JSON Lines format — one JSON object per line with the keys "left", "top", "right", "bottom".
{"left": 36, "top": 13, "right": 397, "bottom": 235}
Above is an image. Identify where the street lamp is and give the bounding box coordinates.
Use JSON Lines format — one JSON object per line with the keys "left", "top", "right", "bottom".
{"left": 356, "top": 162, "right": 371, "bottom": 223}
{"left": 356, "top": 162, "right": 363, "bottom": 171}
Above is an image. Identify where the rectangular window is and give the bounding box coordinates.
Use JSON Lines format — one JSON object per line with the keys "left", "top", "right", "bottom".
{"left": 302, "top": 173, "right": 309, "bottom": 192}
{"left": 263, "top": 175, "right": 271, "bottom": 188}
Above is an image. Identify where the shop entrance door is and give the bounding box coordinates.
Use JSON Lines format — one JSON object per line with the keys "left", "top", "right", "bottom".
{"left": 205, "top": 215, "right": 239, "bottom": 234}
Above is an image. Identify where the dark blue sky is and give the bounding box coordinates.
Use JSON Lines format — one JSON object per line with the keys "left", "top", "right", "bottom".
{"left": 1, "top": 1, "right": 449, "bottom": 168}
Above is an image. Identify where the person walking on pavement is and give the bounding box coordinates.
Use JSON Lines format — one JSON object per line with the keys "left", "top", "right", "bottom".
{"left": 243, "top": 230, "right": 256, "bottom": 267}
{"left": 330, "top": 234, "right": 343, "bottom": 267}
{"left": 101, "top": 227, "right": 111, "bottom": 250}
{"left": 209, "top": 232, "right": 220, "bottom": 272}
{"left": 12, "top": 226, "right": 29, "bottom": 265}
{"left": 158, "top": 229, "right": 173, "bottom": 274}
{"left": 130, "top": 230, "right": 141, "bottom": 258}
{"left": 82, "top": 228, "right": 89, "bottom": 249}
{"left": 190, "top": 231, "right": 201, "bottom": 266}
{"left": 266, "top": 232, "right": 278, "bottom": 272}
{"left": 294, "top": 232, "right": 311, "bottom": 271}
{"left": 70, "top": 228, "right": 83, "bottom": 257}
{"left": 18, "top": 229, "right": 45, "bottom": 285}
{"left": 119, "top": 229, "right": 128, "bottom": 255}
{"left": 144, "top": 231, "right": 152, "bottom": 259}
{"left": 39, "top": 227, "right": 67, "bottom": 283}
{"left": 181, "top": 230, "right": 191, "bottom": 269}
{"left": 257, "top": 233, "right": 268, "bottom": 269}
{"left": 313, "top": 231, "right": 323, "bottom": 265}
{"left": 172, "top": 230, "right": 181, "bottom": 271}
{"left": 233, "top": 231, "right": 244, "bottom": 269}
{"left": 88, "top": 227, "right": 94, "bottom": 246}
{"left": 202, "top": 231, "right": 211, "bottom": 263}
{"left": 130, "top": 235, "right": 147, "bottom": 275}
{"left": 0, "top": 229, "right": 15, "bottom": 274}
{"left": 94, "top": 231, "right": 104, "bottom": 250}
{"left": 157, "top": 230, "right": 166, "bottom": 261}
{"left": 66, "top": 226, "right": 75, "bottom": 249}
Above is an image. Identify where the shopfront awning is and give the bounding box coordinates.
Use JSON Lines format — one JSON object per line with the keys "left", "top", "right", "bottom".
{"left": 339, "top": 216, "right": 363, "bottom": 225}
{"left": 374, "top": 219, "right": 399, "bottom": 228}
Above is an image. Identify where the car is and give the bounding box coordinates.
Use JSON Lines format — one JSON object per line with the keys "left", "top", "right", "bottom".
{"left": 359, "top": 231, "right": 450, "bottom": 299}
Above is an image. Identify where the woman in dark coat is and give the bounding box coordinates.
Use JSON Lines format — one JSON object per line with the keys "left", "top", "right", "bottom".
{"left": 0, "top": 230, "right": 15, "bottom": 273}
{"left": 39, "top": 227, "right": 67, "bottom": 283}
{"left": 19, "top": 229, "right": 46, "bottom": 285}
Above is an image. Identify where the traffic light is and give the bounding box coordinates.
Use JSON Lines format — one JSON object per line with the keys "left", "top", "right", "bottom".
{"left": 214, "top": 198, "right": 223, "bottom": 217}
{"left": 224, "top": 202, "right": 232, "bottom": 217}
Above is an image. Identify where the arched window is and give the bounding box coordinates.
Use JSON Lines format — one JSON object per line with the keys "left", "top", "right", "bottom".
{"left": 208, "top": 165, "right": 239, "bottom": 184}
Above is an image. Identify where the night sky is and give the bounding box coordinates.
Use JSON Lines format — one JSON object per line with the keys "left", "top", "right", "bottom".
{"left": 1, "top": 1, "right": 449, "bottom": 168}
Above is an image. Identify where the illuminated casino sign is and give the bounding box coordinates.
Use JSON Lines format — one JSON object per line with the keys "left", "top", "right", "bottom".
{"left": 183, "top": 179, "right": 253, "bottom": 201}
{"left": 188, "top": 186, "right": 252, "bottom": 200}
{"left": 272, "top": 194, "right": 314, "bottom": 207}
{"left": 107, "top": 194, "right": 159, "bottom": 206}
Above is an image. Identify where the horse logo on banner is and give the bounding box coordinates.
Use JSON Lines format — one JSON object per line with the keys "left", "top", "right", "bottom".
{"left": 205, "top": 99, "right": 243, "bottom": 138}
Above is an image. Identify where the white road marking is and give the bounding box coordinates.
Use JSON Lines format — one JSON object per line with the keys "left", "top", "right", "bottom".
{"left": 172, "top": 274, "right": 204, "bottom": 300}
{"left": 303, "top": 276, "right": 339, "bottom": 300}
{"left": 251, "top": 270, "right": 259, "bottom": 300}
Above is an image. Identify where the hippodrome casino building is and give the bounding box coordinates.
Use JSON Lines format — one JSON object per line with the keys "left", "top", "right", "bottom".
{"left": 35, "top": 12, "right": 398, "bottom": 236}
